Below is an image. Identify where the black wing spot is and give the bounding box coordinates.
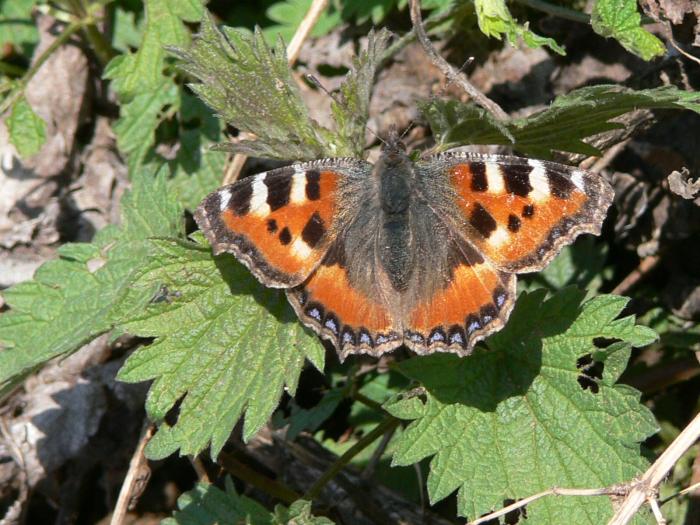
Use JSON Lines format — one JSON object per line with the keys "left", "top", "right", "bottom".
{"left": 279, "top": 227, "right": 292, "bottom": 245}
{"left": 266, "top": 175, "right": 292, "bottom": 211}
{"left": 470, "top": 162, "right": 488, "bottom": 192}
{"left": 301, "top": 212, "right": 326, "bottom": 248}
{"left": 522, "top": 204, "right": 535, "bottom": 218}
{"left": 306, "top": 169, "right": 321, "bottom": 200}
{"left": 266, "top": 219, "right": 278, "bottom": 233}
{"left": 231, "top": 178, "right": 253, "bottom": 216}
{"left": 503, "top": 164, "right": 533, "bottom": 197}
{"left": 548, "top": 171, "right": 576, "bottom": 199}
{"left": 507, "top": 214, "right": 521, "bottom": 232}
{"left": 470, "top": 203, "right": 497, "bottom": 238}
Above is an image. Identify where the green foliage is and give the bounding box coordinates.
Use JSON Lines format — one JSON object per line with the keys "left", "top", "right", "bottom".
{"left": 422, "top": 84, "right": 700, "bottom": 157}
{"left": 172, "top": 14, "right": 389, "bottom": 161}
{"left": 0, "top": 165, "right": 183, "bottom": 392}
{"left": 7, "top": 96, "right": 46, "bottom": 157}
{"left": 117, "top": 233, "right": 325, "bottom": 458}
{"left": 591, "top": 0, "right": 666, "bottom": 60}
{"left": 104, "top": 0, "right": 205, "bottom": 100}
{"left": 166, "top": 479, "right": 332, "bottom": 524}
{"left": 0, "top": 0, "right": 38, "bottom": 56}
{"left": 386, "top": 288, "right": 658, "bottom": 521}
{"left": 264, "top": 0, "right": 342, "bottom": 43}
{"left": 474, "top": 0, "right": 565, "bottom": 55}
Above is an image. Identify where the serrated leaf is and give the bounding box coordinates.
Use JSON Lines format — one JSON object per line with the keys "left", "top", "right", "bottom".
{"left": 387, "top": 288, "right": 658, "bottom": 522}
{"left": 474, "top": 0, "right": 565, "bottom": 55}
{"left": 264, "top": 0, "right": 342, "bottom": 44}
{"left": 0, "top": 166, "right": 183, "bottom": 389}
{"left": 528, "top": 237, "right": 608, "bottom": 292}
{"left": 113, "top": 80, "right": 179, "bottom": 169}
{"left": 167, "top": 92, "right": 226, "bottom": 210}
{"left": 171, "top": 14, "right": 349, "bottom": 161}
{"left": 272, "top": 500, "right": 335, "bottom": 525}
{"left": 7, "top": 97, "right": 46, "bottom": 158}
{"left": 0, "top": 0, "right": 38, "bottom": 56}
{"left": 104, "top": 0, "right": 205, "bottom": 99}
{"left": 117, "top": 234, "right": 325, "bottom": 458}
{"left": 591, "top": 0, "right": 666, "bottom": 60}
{"left": 163, "top": 478, "right": 272, "bottom": 525}
{"left": 423, "top": 84, "right": 700, "bottom": 157}
{"left": 330, "top": 28, "right": 391, "bottom": 157}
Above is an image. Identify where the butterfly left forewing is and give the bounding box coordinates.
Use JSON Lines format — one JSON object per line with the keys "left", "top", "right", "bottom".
{"left": 195, "top": 159, "right": 371, "bottom": 288}
{"left": 420, "top": 153, "right": 614, "bottom": 273}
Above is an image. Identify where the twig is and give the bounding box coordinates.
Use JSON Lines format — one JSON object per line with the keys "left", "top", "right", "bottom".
{"left": 218, "top": 450, "right": 301, "bottom": 504}
{"left": 408, "top": 0, "right": 509, "bottom": 122}
{"left": 468, "top": 486, "right": 623, "bottom": 525}
{"left": 611, "top": 255, "right": 661, "bottom": 296}
{"left": 110, "top": 423, "right": 155, "bottom": 525}
{"left": 304, "top": 417, "right": 401, "bottom": 500}
{"left": 0, "top": 19, "right": 87, "bottom": 115}
{"left": 660, "top": 480, "right": 700, "bottom": 505}
{"left": 360, "top": 422, "right": 397, "bottom": 481}
{"left": 221, "top": 0, "right": 328, "bottom": 185}
{"left": 579, "top": 138, "right": 631, "bottom": 172}
{"left": 515, "top": 0, "right": 590, "bottom": 24}
{"left": 608, "top": 411, "right": 700, "bottom": 525}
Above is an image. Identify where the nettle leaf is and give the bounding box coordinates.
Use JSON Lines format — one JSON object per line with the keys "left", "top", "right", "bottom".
{"left": 171, "top": 14, "right": 343, "bottom": 161}
{"left": 0, "top": 0, "right": 38, "bottom": 56}
{"left": 7, "top": 97, "right": 46, "bottom": 158}
{"left": 113, "top": 80, "right": 179, "bottom": 170}
{"left": 591, "top": 0, "right": 666, "bottom": 60}
{"left": 117, "top": 234, "right": 325, "bottom": 458}
{"left": 386, "top": 288, "right": 658, "bottom": 522}
{"left": 423, "top": 84, "right": 700, "bottom": 157}
{"left": 104, "top": 0, "right": 205, "bottom": 99}
{"left": 264, "top": 0, "right": 342, "bottom": 44}
{"left": 0, "top": 166, "right": 183, "bottom": 391}
{"left": 331, "top": 28, "right": 392, "bottom": 157}
{"left": 167, "top": 93, "right": 226, "bottom": 210}
{"left": 474, "top": 0, "right": 565, "bottom": 55}
{"left": 165, "top": 479, "right": 332, "bottom": 525}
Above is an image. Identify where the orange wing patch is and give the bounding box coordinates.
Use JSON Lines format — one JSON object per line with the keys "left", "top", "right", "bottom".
{"left": 195, "top": 166, "right": 340, "bottom": 288}
{"left": 287, "top": 242, "right": 401, "bottom": 359}
{"left": 448, "top": 158, "right": 613, "bottom": 273}
{"left": 404, "top": 240, "right": 515, "bottom": 356}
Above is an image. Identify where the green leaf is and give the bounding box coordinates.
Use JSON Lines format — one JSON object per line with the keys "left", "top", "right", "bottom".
{"left": 113, "top": 80, "right": 179, "bottom": 170}
{"left": 165, "top": 478, "right": 333, "bottom": 525}
{"left": 104, "top": 0, "right": 205, "bottom": 100}
{"left": 474, "top": 0, "right": 565, "bottom": 55}
{"left": 278, "top": 388, "right": 344, "bottom": 440}
{"left": 163, "top": 478, "right": 272, "bottom": 524}
{"left": 0, "top": 166, "right": 183, "bottom": 390}
{"left": 423, "top": 84, "right": 700, "bottom": 157}
{"left": 387, "top": 288, "right": 658, "bottom": 522}
{"left": 264, "top": 0, "right": 342, "bottom": 43}
{"left": 330, "top": 29, "right": 391, "bottom": 157}
{"left": 7, "top": 97, "right": 46, "bottom": 158}
{"left": 167, "top": 92, "right": 226, "bottom": 210}
{"left": 171, "top": 13, "right": 349, "bottom": 161}
{"left": 116, "top": 233, "right": 325, "bottom": 458}
{"left": 591, "top": 0, "right": 666, "bottom": 60}
{"left": 0, "top": 0, "right": 38, "bottom": 56}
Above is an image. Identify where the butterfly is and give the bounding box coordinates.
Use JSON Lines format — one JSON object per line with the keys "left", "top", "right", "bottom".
{"left": 195, "top": 135, "right": 614, "bottom": 360}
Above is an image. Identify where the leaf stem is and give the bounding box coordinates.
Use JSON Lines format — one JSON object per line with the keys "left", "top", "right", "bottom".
{"left": 0, "top": 19, "right": 86, "bottom": 115}
{"left": 65, "top": 0, "right": 116, "bottom": 65}
{"left": 514, "top": 0, "right": 590, "bottom": 24}
{"left": 303, "top": 416, "right": 400, "bottom": 500}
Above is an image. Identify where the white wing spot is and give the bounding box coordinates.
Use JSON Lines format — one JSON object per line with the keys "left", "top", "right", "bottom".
{"left": 485, "top": 163, "right": 505, "bottom": 193}
{"left": 528, "top": 160, "right": 550, "bottom": 203}
{"left": 218, "top": 189, "right": 232, "bottom": 211}
{"left": 291, "top": 237, "right": 312, "bottom": 259}
{"left": 488, "top": 227, "right": 510, "bottom": 248}
{"left": 290, "top": 170, "right": 307, "bottom": 204}
{"left": 250, "top": 174, "right": 271, "bottom": 217}
{"left": 571, "top": 170, "right": 586, "bottom": 190}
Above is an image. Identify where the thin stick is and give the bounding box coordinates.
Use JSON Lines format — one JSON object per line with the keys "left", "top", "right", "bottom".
{"left": 611, "top": 255, "right": 660, "bottom": 296}
{"left": 221, "top": 0, "right": 329, "bottom": 185}
{"left": 304, "top": 417, "right": 400, "bottom": 500}
{"left": 218, "top": 451, "right": 301, "bottom": 504}
{"left": 110, "top": 424, "right": 155, "bottom": 525}
{"left": 468, "top": 486, "right": 621, "bottom": 525}
{"left": 408, "top": 0, "right": 509, "bottom": 122}
{"left": 608, "top": 411, "right": 700, "bottom": 525}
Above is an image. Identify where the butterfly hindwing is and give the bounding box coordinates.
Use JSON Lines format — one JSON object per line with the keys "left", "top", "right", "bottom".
{"left": 195, "top": 159, "right": 371, "bottom": 288}
{"left": 420, "top": 153, "right": 614, "bottom": 273}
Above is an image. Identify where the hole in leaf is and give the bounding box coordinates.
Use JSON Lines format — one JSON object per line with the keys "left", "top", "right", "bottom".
{"left": 503, "top": 498, "right": 527, "bottom": 524}
{"left": 576, "top": 353, "right": 605, "bottom": 394}
{"left": 164, "top": 395, "right": 185, "bottom": 426}
{"left": 577, "top": 375, "right": 600, "bottom": 394}
{"left": 316, "top": 64, "right": 350, "bottom": 77}
{"left": 593, "top": 337, "right": 621, "bottom": 348}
